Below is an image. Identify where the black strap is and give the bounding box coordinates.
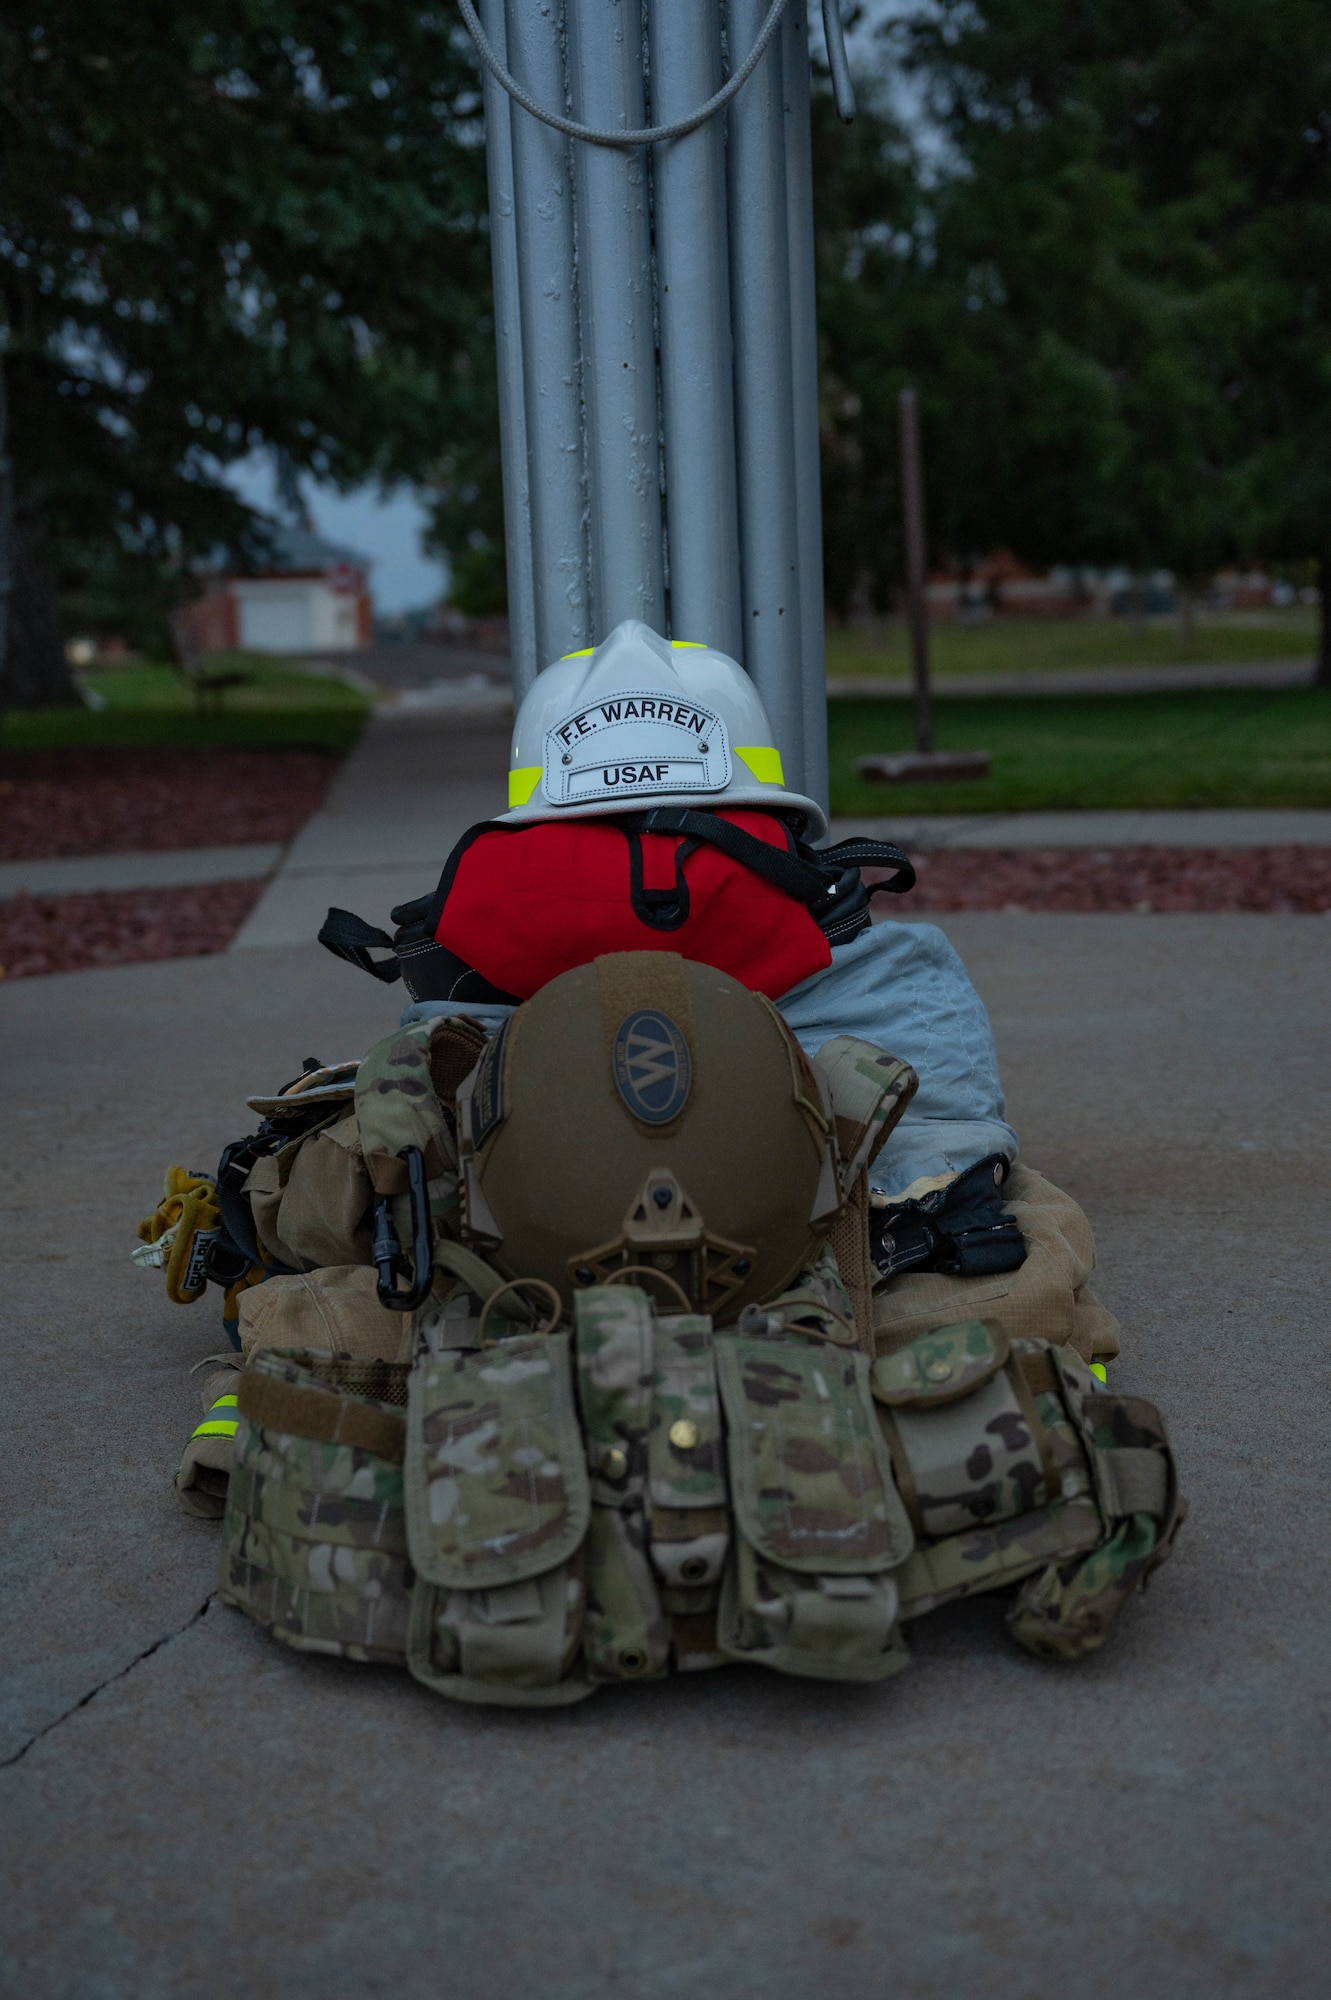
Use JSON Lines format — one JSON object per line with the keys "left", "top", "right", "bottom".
{"left": 625, "top": 831, "right": 703, "bottom": 930}
{"left": 625, "top": 808, "right": 917, "bottom": 912}
{"left": 318, "top": 907, "right": 402, "bottom": 983}
{"left": 819, "top": 836, "right": 917, "bottom": 891}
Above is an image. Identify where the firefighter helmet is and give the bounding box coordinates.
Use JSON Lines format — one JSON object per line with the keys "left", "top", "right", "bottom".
{"left": 501, "top": 619, "right": 827, "bottom": 840}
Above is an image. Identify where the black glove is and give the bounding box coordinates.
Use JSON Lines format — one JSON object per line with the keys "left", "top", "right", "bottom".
{"left": 869, "top": 1154, "right": 1027, "bottom": 1283}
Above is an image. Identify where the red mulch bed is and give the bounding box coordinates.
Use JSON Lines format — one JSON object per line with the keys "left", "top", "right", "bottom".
{"left": 4, "top": 842, "right": 1327, "bottom": 983}
{"left": 0, "top": 748, "right": 340, "bottom": 860}
{"left": 866, "top": 846, "right": 1331, "bottom": 913}
{"left": 0, "top": 880, "right": 266, "bottom": 979}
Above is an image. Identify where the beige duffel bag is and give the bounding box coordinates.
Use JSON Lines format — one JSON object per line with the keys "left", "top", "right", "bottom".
{"left": 872, "top": 1163, "right": 1120, "bottom": 1364}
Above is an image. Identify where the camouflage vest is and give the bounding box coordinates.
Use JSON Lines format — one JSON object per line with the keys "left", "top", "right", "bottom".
{"left": 219, "top": 1288, "right": 1182, "bottom": 1703}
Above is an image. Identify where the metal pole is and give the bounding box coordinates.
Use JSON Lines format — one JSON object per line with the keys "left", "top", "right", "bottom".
{"left": 782, "top": 0, "right": 829, "bottom": 817}
{"left": 478, "top": 0, "right": 537, "bottom": 693}
{"left": 898, "top": 385, "right": 934, "bottom": 754}
{"left": 727, "top": 0, "right": 806, "bottom": 793}
{"left": 565, "top": 0, "right": 665, "bottom": 638}
{"left": 648, "top": 0, "right": 742, "bottom": 661}
{"left": 504, "top": 0, "right": 589, "bottom": 669}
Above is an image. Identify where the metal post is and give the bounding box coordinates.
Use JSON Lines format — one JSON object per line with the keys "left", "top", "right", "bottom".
{"left": 898, "top": 385, "right": 934, "bottom": 755}
{"left": 727, "top": 0, "right": 806, "bottom": 793}
{"left": 504, "top": 0, "right": 589, "bottom": 669}
{"left": 648, "top": 0, "right": 743, "bottom": 661}
{"left": 478, "top": 0, "right": 537, "bottom": 693}
{"left": 565, "top": 0, "right": 665, "bottom": 638}
{"left": 782, "top": 0, "right": 829, "bottom": 817}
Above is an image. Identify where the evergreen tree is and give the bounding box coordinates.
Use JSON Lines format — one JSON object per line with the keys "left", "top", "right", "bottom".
{"left": 0, "top": 0, "right": 495, "bottom": 702}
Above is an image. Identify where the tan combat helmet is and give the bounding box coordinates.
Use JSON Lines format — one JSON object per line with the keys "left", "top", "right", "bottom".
{"left": 455, "top": 952, "right": 843, "bottom": 1321}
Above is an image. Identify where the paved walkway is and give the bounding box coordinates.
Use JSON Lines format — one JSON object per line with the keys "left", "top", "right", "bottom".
{"left": 830, "top": 807, "right": 1331, "bottom": 848}
{"left": 0, "top": 842, "right": 282, "bottom": 902}
{"left": 3, "top": 911, "right": 1328, "bottom": 1995}
{"left": 231, "top": 708, "right": 509, "bottom": 950}
{"left": 826, "top": 656, "right": 1316, "bottom": 699}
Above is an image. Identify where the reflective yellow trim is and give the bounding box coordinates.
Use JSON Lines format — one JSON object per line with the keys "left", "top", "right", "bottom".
{"left": 735, "top": 745, "right": 785, "bottom": 785}
{"left": 560, "top": 647, "right": 595, "bottom": 658}
{"left": 508, "top": 766, "right": 542, "bottom": 807}
{"left": 670, "top": 640, "right": 707, "bottom": 648}
{"left": 191, "top": 1391, "right": 239, "bottom": 1442}
{"left": 1089, "top": 1362, "right": 1108, "bottom": 1383}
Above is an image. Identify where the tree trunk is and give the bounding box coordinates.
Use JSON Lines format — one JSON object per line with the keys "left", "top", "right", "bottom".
{"left": 1177, "top": 581, "right": 1196, "bottom": 642}
{"left": 1319, "top": 546, "right": 1331, "bottom": 690}
{"left": 0, "top": 358, "right": 12, "bottom": 690}
{"left": 0, "top": 517, "right": 81, "bottom": 710}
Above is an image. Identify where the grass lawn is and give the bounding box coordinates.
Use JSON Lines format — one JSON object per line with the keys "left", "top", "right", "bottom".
{"left": 829, "top": 686, "right": 1331, "bottom": 816}
{"left": 825, "top": 610, "right": 1317, "bottom": 680}
{"left": 0, "top": 654, "right": 370, "bottom": 754}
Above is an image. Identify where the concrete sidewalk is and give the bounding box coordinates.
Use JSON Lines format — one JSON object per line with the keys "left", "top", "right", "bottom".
{"left": 826, "top": 655, "right": 1315, "bottom": 700}
{"left": 0, "top": 842, "right": 282, "bottom": 902}
{"left": 231, "top": 708, "right": 509, "bottom": 950}
{"left": 830, "top": 807, "right": 1331, "bottom": 848}
{"left": 3, "top": 912, "right": 1329, "bottom": 1996}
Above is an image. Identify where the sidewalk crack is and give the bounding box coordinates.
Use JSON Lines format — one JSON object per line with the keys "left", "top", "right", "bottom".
{"left": 1, "top": 1593, "right": 218, "bottom": 1770}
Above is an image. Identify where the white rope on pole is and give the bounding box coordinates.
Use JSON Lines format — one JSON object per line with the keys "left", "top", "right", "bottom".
{"left": 456, "top": 0, "right": 793, "bottom": 148}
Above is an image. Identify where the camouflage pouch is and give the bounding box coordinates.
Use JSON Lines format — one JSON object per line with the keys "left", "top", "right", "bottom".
{"left": 872, "top": 1321, "right": 1063, "bottom": 1540}
{"left": 574, "top": 1286, "right": 671, "bottom": 1682}
{"left": 354, "top": 1023, "right": 450, "bottom": 1192}
{"left": 882, "top": 1331, "right": 1184, "bottom": 1658}
{"left": 715, "top": 1331, "right": 914, "bottom": 1681}
{"left": 1005, "top": 1377, "right": 1184, "bottom": 1662}
{"left": 403, "top": 1328, "right": 594, "bottom": 1705}
{"left": 219, "top": 1349, "right": 413, "bottom": 1664}
{"left": 882, "top": 1327, "right": 1101, "bottom": 1618}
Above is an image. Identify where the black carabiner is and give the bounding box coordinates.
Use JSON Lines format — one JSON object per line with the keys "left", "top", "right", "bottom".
{"left": 372, "top": 1146, "right": 435, "bottom": 1311}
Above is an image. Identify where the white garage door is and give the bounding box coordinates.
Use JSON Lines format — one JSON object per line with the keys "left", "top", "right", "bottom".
{"left": 236, "top": 587, "right": 315, "bottom": 653}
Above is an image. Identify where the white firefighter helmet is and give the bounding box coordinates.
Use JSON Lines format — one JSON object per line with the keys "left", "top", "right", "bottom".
{"left": 501, "top": 619, "right": 827, "bottom": 839}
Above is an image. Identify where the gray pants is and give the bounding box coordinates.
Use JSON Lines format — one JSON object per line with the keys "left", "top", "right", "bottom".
{"left": 403, "top": 919, "right": 1017, "bottom": 1202}
{"left": 775, "top": 921, "right": 1017, "bottom": 1198}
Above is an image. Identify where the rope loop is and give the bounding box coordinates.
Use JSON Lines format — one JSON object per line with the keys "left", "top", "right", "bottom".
{"left": 457, "top": 0, "right": 793, "bottom": 150}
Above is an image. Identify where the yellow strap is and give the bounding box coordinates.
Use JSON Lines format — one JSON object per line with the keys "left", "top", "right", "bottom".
{"left": 735, "top": 745, "right": 784, "bottom": 785}
{"left": 508, "top": 766, "right": 542, "bottom": 807}
{"left": 1089, "top": 1362, "right": 1108, "bottom": 1383}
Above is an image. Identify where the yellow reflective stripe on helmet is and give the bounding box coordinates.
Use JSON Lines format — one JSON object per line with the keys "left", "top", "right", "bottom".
{"left": 670, "top": 640, "right": 707, "bottom": 648}
{"left": 735, "top": 745, "right": 785, "bottom": 785}
{"left": 191, "top": 1393, "right": 239, "bottom": 1442}
{"left": 560, "top": 647, "right": 595, "bottom": 658}
{"left": 508, "top": 766, "right": 542, "bottom": 807}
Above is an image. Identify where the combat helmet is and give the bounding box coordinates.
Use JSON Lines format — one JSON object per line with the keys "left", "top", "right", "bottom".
{"left": 455, "top": 952, "right": 842, "bottom": 1320}
{"left": 501, "top": 619, "right": 828, "bottom": 840}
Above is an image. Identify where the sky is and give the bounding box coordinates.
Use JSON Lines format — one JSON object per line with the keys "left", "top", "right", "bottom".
{"left": 224, "top": 452, "right": 449, "bottom": 616}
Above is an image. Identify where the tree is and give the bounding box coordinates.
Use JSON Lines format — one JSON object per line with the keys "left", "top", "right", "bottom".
{"left": 816, "top": 0, "right": 1331, "bottom": 656}
{"left": 0, "top": 1, "right": 497, "bottom": 702}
